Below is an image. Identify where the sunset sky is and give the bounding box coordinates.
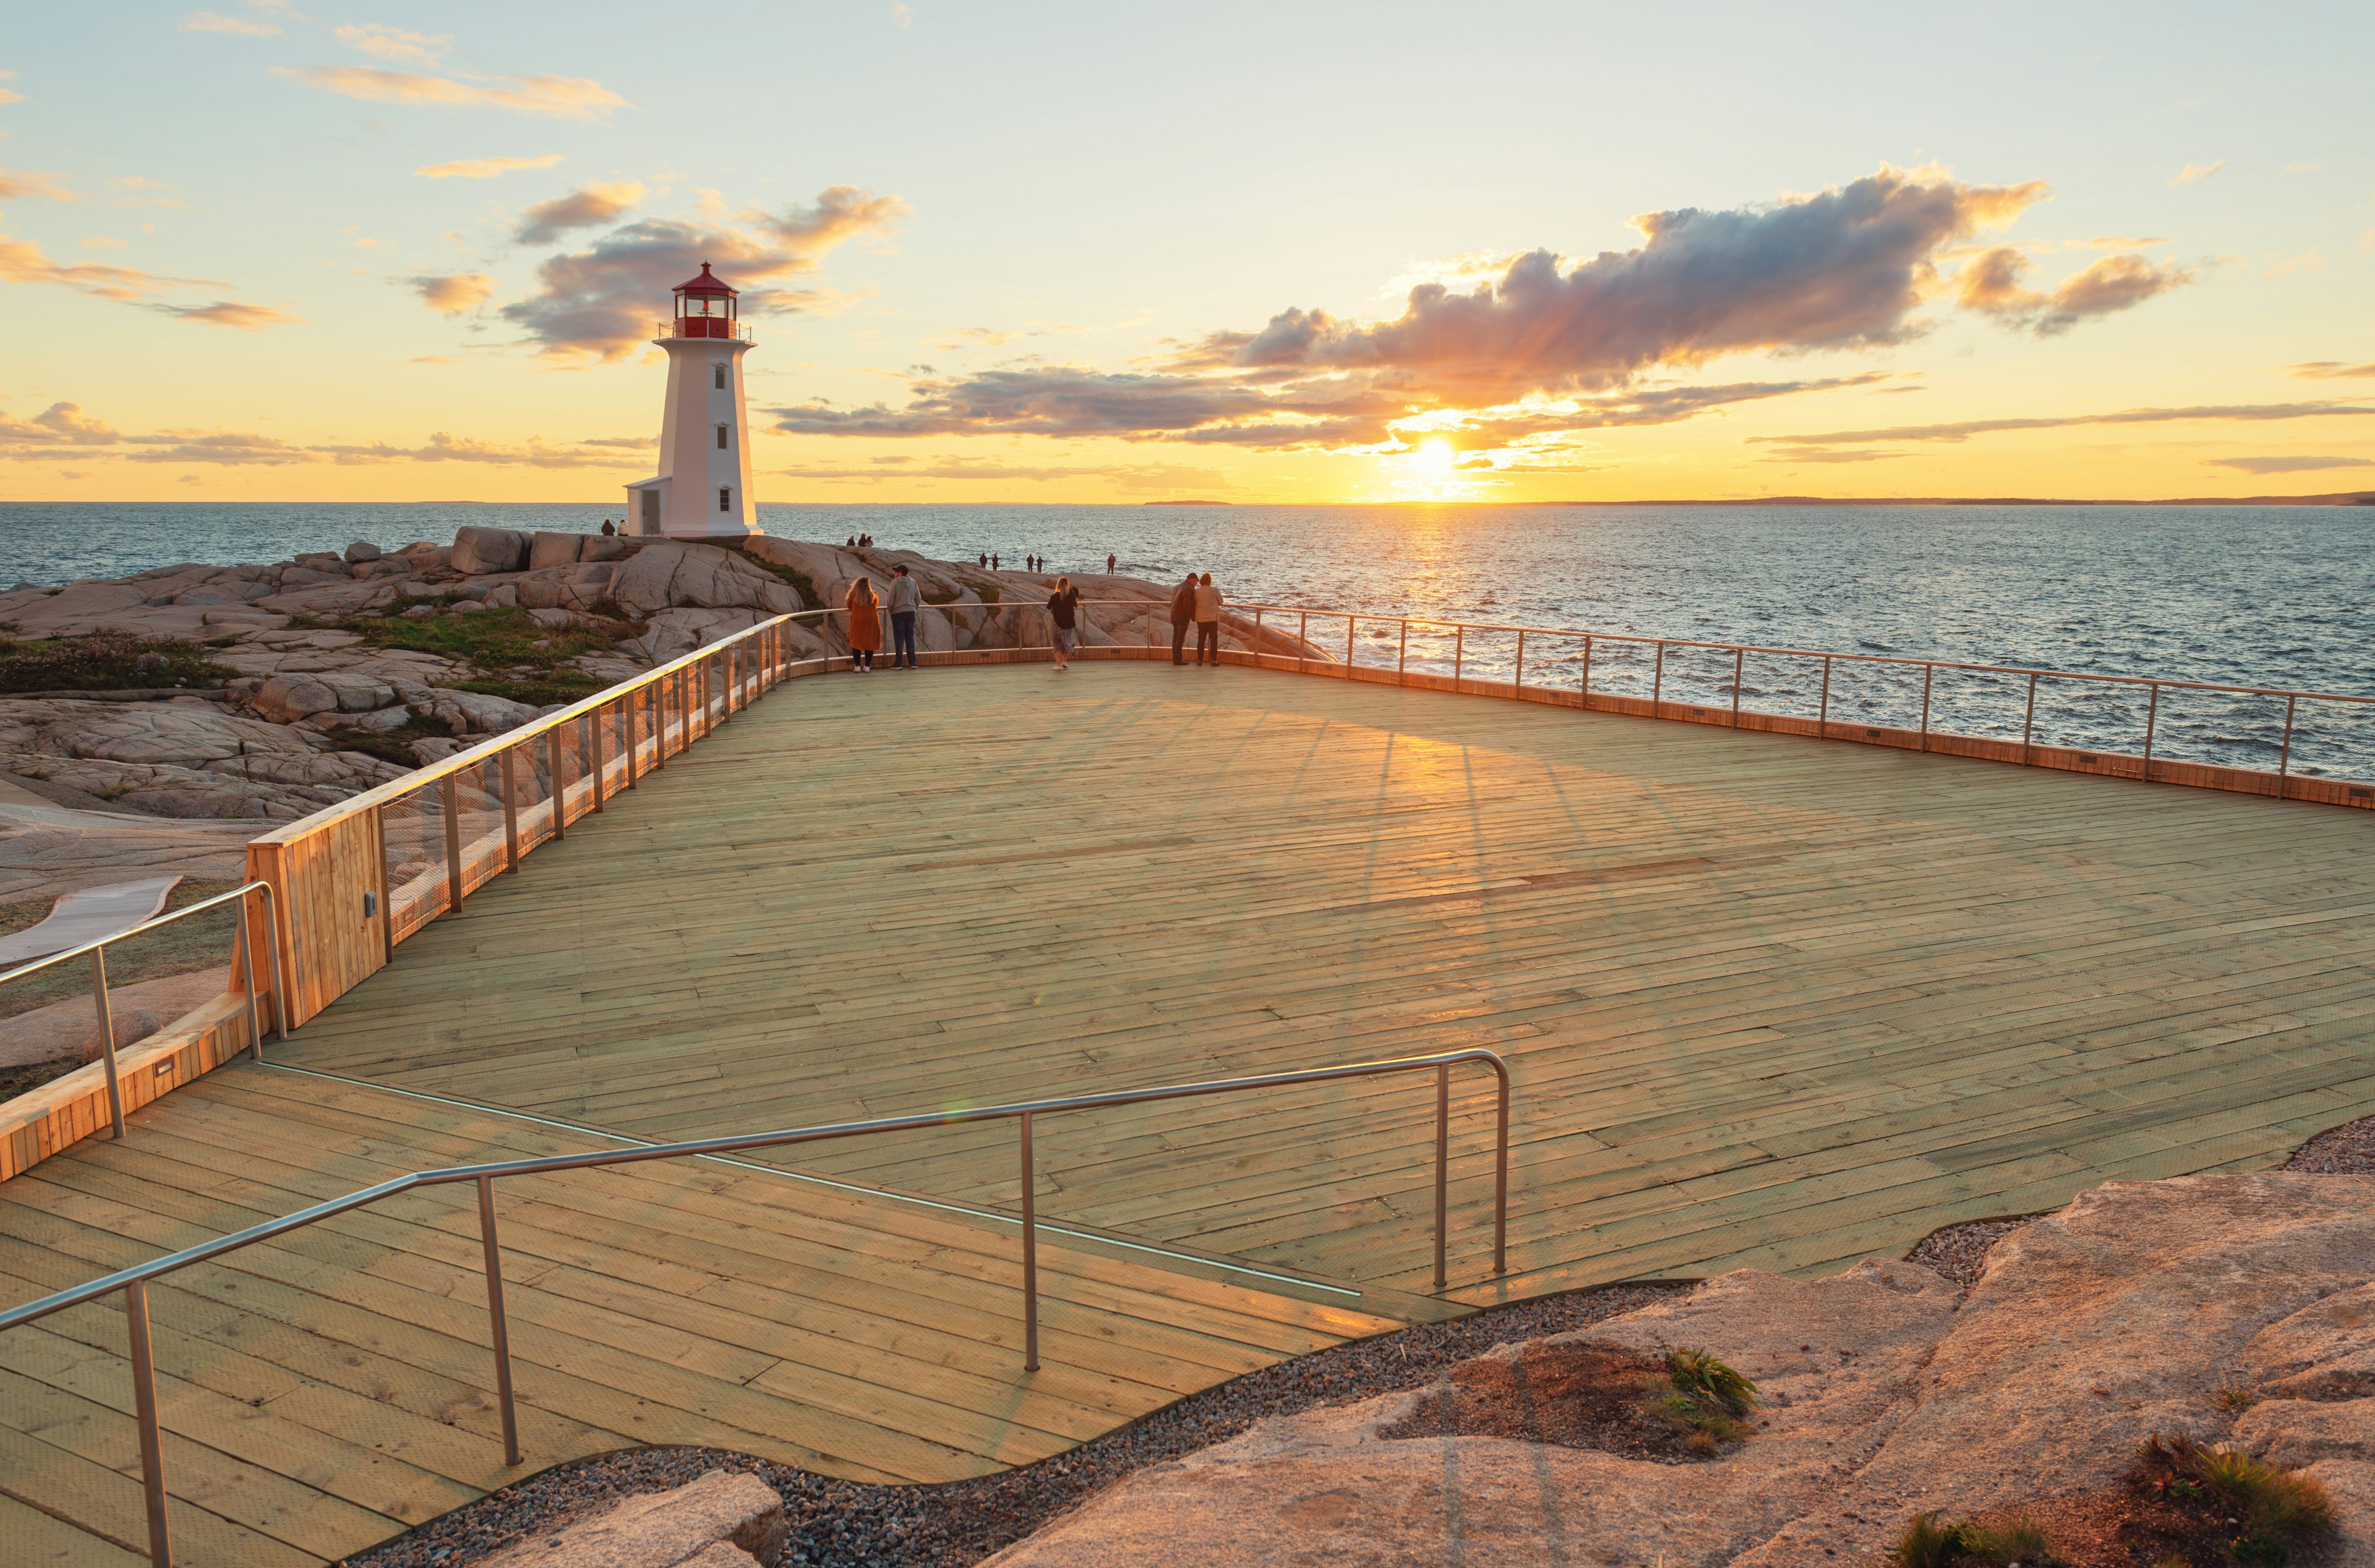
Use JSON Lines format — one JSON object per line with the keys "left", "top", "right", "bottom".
{"left": 4, "top": 1, "right": 2371, "bottom": 505}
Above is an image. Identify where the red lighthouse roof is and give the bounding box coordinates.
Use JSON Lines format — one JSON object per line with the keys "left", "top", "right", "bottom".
{"left": 672, "top": 262, "right": 737, "bottom": 296}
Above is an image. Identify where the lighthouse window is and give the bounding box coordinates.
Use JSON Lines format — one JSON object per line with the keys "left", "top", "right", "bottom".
{"left": 715, "top": 424, "right": 730, "bottom": 450}
{"left": 712, "top": 362, "right": 727, "bottom": 390}
{"left": 718, "top": 487, "right": 732, "bottom": 513}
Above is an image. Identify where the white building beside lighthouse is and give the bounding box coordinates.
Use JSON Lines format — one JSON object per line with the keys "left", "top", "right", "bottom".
{"left": 625, "top": 263, "right": 759, "bottom": 539}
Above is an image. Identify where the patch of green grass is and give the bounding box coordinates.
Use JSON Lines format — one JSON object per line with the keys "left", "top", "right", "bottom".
{"left": 741, "top": 556, "right": 824, "bottom": 612}
{"left": 1892, "top": 1512, "right": 2052, "bottom": 1567}
{"left": 309, "top": 599, "right": 617, "bottom": 709}
{"left": 1645, "top": 1347, "right": 1758, "bottom": 1454}
{"left": 2136, "top": 1433, "right": 2335, "bottom": 1566}
{"left": 0, "top": 631, "right": 229, "bottom": 694}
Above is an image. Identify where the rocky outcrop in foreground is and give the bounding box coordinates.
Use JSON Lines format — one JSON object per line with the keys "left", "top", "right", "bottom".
{"left": 986, "top": 1174, "right": 2374, "bottom": 1567}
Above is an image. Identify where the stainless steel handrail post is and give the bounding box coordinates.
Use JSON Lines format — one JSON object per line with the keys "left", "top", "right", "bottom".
{"left": 1732, "top": 647, "right": 1744, "bottom": 725}
{"left": 1580, "top": 635, "right": 1591, "bottom": 703}
{"left": 591, "top": 709, "right": 606, "bottom": 814}
{"left": 2278, "top": 694, "right": 2297, "bottom": 795}
{"left": 1818, "top": 655, "right": 1832, "bottom": 736}
{"left": 2021, "top": 673, "right": 2039, "bottom": 764}
{"left": 1298, "top": 611, "right": 1307, "bottom": 675}
{"left": 1433, "top": 1062, "right": 1450, "bottom": 1291}
{"left": 2141, "top": 682, "right": 2159, "bottom": 783}
{"left": 125, "top": 1279, "right": 172, "bottom": 1568}
{"left": 234, "top": 889, "right": 263, "bottom": 1063}
{"left": 1920, "top": 663, "right": 1934, "bottom": 751}
{"left": 1513, "top": 631, "right": 1525, "bottom": 696}
{"left": 1252, "top": 607, "right": 1262, "bottom": 667}
{"left": 477, "top": 1174, "right": 521, "bottom": 1466}
{"left": 547, "top": 726, "right": 566, "bottom": 841}
{"left": 1019, "top": 1110, "right": 1039, "bottom": 1373}
{"left": 1492, "top": 1062, "right": 1509, "bottom": 1276}
{"left": 1453, "top": 625, "right": 1464, "bottom": 692}
{"left": 442, "top": 773, "right": 464, "bottom": 912}
{"left": 1345, "top": 613, "right": 1355, "bottom": 675}
{"left": 1397, "top": 619, "right": 1408, "bottom": 681}
{"left": 500, "top": 749, "right": 521, "bottom": 872}
{"left": 93, "top": 945, "right": 125, "bottom": 1139}
{"left": 258, "top": 882, "right": 287, "bottom": 1042}
{"left": 1653, "top": 641, "right": 1665, "bottom": 710}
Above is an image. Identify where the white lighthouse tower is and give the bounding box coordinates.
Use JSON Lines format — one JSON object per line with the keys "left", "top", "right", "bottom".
{"left": 625, "top": 263, "right": 759, "bottom": 539}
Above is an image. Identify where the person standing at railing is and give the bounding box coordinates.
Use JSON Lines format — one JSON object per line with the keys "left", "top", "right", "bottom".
{"left": 1048, "top": 575, "right": 1082, "bottom": 673}
{"left": 1169, "top": 569, "right": 1198, "bottom": 666}
{"left": 1194, "top": 572, "right": 1222, "bottom": 667}
{"left": 886, "top": 564, "right": 921, "bottom": 671}
{"left": 845, "top": 577, "right": 883, "bottom": 673}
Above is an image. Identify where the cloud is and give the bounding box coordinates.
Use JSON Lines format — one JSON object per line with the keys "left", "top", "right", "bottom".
{"left": 80, "top": 236, "right": 125, "bottom": 249}
{"left": 406, "top": 271, "right": 495, "bottom": 313}
{"left": 124, "top": 431, "right": 314, "bottom": 465}
{"left": 1759, "top": 448, "right": 1905, "bottom": 464}
{"left": 151, "top": 300, "right": 305, "bottom": 330}
{"left": 416, "top": 153, "right": 564, "bottom": 179}
{"left": 0, "top": 165, "right": 76, "bottom": 201}
{"left": 777, "top": 456, "right": 1228, "bottom": 492}
{"left": 1750, "top": 399, "right": 2375, "bottom": 452}
{"left": 0, "top": 229, "right": 225, "bottom": 302}
{"left": 276, "top": 65, "right": 626, "bottom": 119}
{"left": 515, "top": 180, "right": 646, "bottom": 245}
{"left": 2265, "top": 249, "right": 2323, "bottom": 277}
{"left": 1175, "top": 166, "right": 2050, "bottom": 400}
{"left": 335, "top": 23, "right": 451, "bottom": 66}
{"left": 1954, "top": 247, "right": 2194, "bottom": 334}
{"left": 2169, "top": 160, "right": 2226, "bottom": 185}
{"left": 2072, "top": 235, "right": 2172, "bottom": 249}
{"left": 2202, "top": 454, "right": 2375, "bottom": 474}
{"left": 930, "top": 325, "right": 1020, "bottom": 350}
{"left": 501, "top": 184, "right": 907, "bottom": 360}
{"left": 2287, "top": 360, "right": 2375, "bottom": 380}
{"left": 2283, "top": 161, "right": 2321, "bottom": 174}
{"left": 182, "top": 9, "right": 282, "bottom": 35}
{"left": 312, "top": 432, "right": 645, "bottom": 467}
{"left": 0, "top": 402, "right": 123, "bottom": 446}
{"left": 892, "top": 2, "right": 915, "bottom": 26}
{"left": 787, "top": 166, "right": 2121, "bottom": 453}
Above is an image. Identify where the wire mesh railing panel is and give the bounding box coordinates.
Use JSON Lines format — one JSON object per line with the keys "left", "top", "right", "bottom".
{"left": 1655, "top": 643, "right": 1742, "bottom": 710}
{"left": 1925, "top": 665, "right": 2035, "bottom": 743}
{"left": 1818, "top": 658, "right": 1932, "bottom": 733}
{"left": 382, "top": 783, "right": 447, "bottom": 935}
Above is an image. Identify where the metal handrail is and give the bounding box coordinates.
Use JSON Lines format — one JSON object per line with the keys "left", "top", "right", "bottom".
{"left": 0, "top": 1046, "right": 1510, "bottom": 1568}
{"left": 0, "top": 880, "right": 285, "bottom": 1138}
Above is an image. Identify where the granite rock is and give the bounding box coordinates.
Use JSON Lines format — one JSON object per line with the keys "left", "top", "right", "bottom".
{"left": 477, "top": 1470, "right": 786, "bottom": 1568}
{"left": 610, "top": 542, "right": 796, "bottom": 618}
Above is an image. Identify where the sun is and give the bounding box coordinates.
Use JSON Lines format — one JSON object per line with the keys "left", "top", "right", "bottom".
{"left": 1411, "top": 438, "right": 1457, "bottom": 475}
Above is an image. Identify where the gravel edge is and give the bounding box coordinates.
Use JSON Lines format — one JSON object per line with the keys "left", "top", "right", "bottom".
{"left": 346, "top": 1112, "right": 2375, "bottom": 1568}
{"left": 343, "top": 1284, "right": 1684, "bottom": 1568}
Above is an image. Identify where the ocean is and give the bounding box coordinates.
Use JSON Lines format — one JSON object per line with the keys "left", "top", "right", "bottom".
{"left": 3, "top": 501, "right": 2370, "bottom": 776}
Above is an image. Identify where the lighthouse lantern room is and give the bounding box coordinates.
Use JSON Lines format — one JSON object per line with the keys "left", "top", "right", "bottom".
{"left": 625, "top": 263, "right": 760, "bottom": 540}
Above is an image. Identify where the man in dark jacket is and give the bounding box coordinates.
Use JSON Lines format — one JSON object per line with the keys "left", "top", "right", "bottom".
{"left": 1169, "top": 570, "right": 1198, "bottom": 665}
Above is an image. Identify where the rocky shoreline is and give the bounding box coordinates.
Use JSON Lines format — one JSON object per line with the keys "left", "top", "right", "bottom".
{"left": 1, "top": 528, "right": 1296, "bottom": 895}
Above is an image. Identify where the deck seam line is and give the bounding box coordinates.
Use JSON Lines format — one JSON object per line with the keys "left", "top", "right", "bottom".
{"left": 252, "top": 1060, "right": 1369, "bottom": 1299}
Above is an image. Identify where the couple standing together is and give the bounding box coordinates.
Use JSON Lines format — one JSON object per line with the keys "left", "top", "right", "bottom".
{"left": 1169, "top": 571, "right": 1225, "bottom": 666}
{"left": 842, "top": 565, "right": 920, "bottom": 673}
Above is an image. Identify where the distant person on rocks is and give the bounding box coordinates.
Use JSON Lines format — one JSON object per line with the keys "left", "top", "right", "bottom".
{"left": 993, "top": 553, "right": 1001, "bottom": 571}
{"left": 978, "top": 553, "right": 987, "bottom": 567}
{"left": 845, "top": 577, "right": 882, "bottom": 673}
{"left": 601, "top": 519, "right": 616, "bottom": 537}
{"left": 886, "top": 563, "right": 921, "bottom": 671}
{"left": 1107, "top": 552, "right": 1116, "bottom": 573}
{"left": 1169, "top": 569, "right": 1197, "bottom": 666}
{"left": 1194, "top": 573, "right": 1222, "bottom": 667}
{"left": 1048, "top": 575, "right": 1082, "bottom": 673}
{"left": 847, "top": 535, "right": 858, "bottom": 548}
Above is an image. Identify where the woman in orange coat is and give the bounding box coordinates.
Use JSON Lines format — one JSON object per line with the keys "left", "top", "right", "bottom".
{"left": 845, "top": 577, "right": 883, "bottom": 673}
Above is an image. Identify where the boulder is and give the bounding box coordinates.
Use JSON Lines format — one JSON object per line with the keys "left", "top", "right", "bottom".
{"left": 581, "top": 533, "right": 627, "bottom": 563}
{"left": 610, "top": 542, "right": 796, "bottom": 618}
{"left": 528, "top": 532, "right": 586, "bottom": 571}
{"left": 618, "top": 607, "right": 766, "bottom": 665}
{"left": 986, "top": 1174, "right": 2375, "bottom": 1568}
{"left": 485, "top": 583, "right": 519, "bottom": 608}
{"left": 247, "top": 674, "right": 341, "bottom": 725}
{"left": 426, "top": 688, "right": 539, "bottom": 737}
{"left": 411, "top": 736, "right": 469, "bottom": 765}
{"left": 77, "top": 1008, "right": 162, "bottom": 1063}
{"left": 343, "top": 541, "right": 382, "bottom": 564}
{"left": 476, "top": 1470, "right": 786, "bottom": 1568}
{"left": 451, "top": 526, "right": 529, "bottom": 575}
{"left": 253, "top": 581, "right": 400, "bottom": 616}
{"left": 352, "top": 555, "right": 419, "bottom": 581}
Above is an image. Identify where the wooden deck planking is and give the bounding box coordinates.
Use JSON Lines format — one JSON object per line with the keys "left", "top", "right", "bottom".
{"left": 269, "top": 661, "right": 2375, "bottom": 1302}
{"left": 0, "top": 1067, "right": 1406, "bottom": 1567}
{"left": 11, "top": 658, "right": 2375, "bottom": 1565}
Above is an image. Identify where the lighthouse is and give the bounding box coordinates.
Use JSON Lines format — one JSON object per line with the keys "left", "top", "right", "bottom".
{"left": 625, "top": 263, "right": 759, "bottom": 540}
